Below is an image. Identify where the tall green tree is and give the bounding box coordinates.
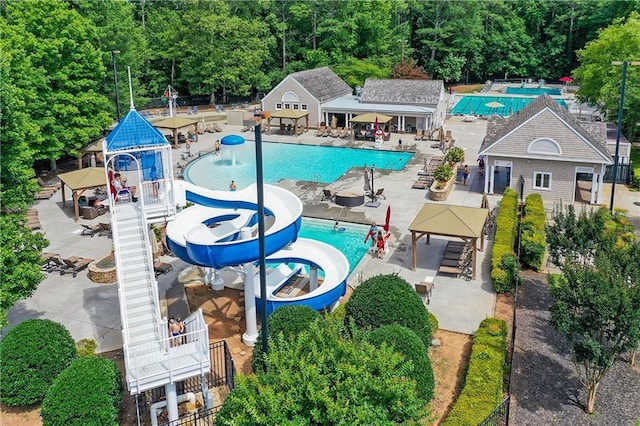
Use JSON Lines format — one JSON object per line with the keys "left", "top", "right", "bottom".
{"left": 547, "top": 206, "right": 640, "bottom": 414}
{"left": 3, "top": 0, "right": 112, "bottom": 163}
{"left": 573, "top": 12, "right": 640, "bottom": 141}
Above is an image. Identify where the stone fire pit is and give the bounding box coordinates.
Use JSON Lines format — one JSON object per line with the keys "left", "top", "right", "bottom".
{"left": 88, "top": 254, "right": 116, "bottom": 284}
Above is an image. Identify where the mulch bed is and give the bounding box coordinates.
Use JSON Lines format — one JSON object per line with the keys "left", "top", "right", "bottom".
{"left": 509, "top": 271, "right": 640, "bottom": 425}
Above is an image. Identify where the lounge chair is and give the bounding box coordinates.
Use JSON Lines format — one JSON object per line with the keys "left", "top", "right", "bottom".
{"left": 321, "top": 189, "right": 334, "bottom": 202}
{"left": 316, "top": 125, "right": 327, "bottom": 136}
{"left": 370, "top": 188, "right": 385, "bottom": 201}
{"left": 62, "top": 256, "right": 93, "bottom": 277}
{"left": 154, "top": 261, "right": 174, "bottom": 277}
{"left": 415, "top": 282, "right": 434, "bottom": 305}
{"left": 81, "top": 224, "right": 102, "bottom": 237}
{"left": 98, "top": 222, "right": 112, "bottom": 238}
{"left": 41, "top": 252, "right": 60, "bottom": 272}
{"left": 211, "top": 123, "right": 223, "bottom": 132}
{"left": 338, "top": 128, "right": 348, "bottom": 138}
{"left": 415, "top": 129, "right": 423, "bottom": 140}
{"left": 411, "top": 180, "right": 430, "bottom": 190}
{"left": 330, "top": 127, "right": 340, "bottom": 138}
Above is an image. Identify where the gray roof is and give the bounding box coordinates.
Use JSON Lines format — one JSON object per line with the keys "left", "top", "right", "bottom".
{"left": 322, "top": 95, "right": 435, "bottom": 115}
{"left": 290, "top": 67, "right": 352, "bottom": 102}
{"left": 480, "top": 94, "right": 611, "bottom": 159}
{"left": 360, "top": 79, "right": 443, "bottom": 105}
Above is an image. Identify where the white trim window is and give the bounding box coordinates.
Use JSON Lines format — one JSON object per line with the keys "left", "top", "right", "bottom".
{"left": 301, "top": 104, "right": 308, "bottom": 111}
{"left": 292, "top": 104, "right": 299, "bottom": 110}
{"left": 284, "top": 103, "right": 291, "bottom": 109}
{"left": 275, "top": 103, "right": 282, "bottom": 110}
{"left": 533, "top": 172, "right": 552, "bottom": 190}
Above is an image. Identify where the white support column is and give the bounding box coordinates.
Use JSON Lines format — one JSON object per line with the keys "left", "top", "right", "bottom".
{"left": 165, "top": 382, "right": 179, "bottom": 423}
{"left": 240, "top": 227, "right": 258, "bottom": 346}
{"left": 210, "top": 268, "right": 224, "bottom": 291}
{"left": 489, "top": 166, "right": 495, "bottom": 194}
{"left": 590, "top": 173, "right": 598, "bottom": 204}
{"left": 596, "top": 173, "right": 604, "bottom": 204}
{"left": 309, "top": 266, "right": 318, "bottom": 291}
{"left": 484, "top": 166, "right": 490, "bottom": 194}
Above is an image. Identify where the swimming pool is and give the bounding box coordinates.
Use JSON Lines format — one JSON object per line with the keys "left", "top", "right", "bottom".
{"left": 299, "top": 217, "right": 370, "bottom": 275}
{"left": 505, "top": 87, "right": 562, "bottom": 96}
{"left": 451, "top": 96, "right": 568, "bottom": 117}
{"left": 185, "top": 141, "right": 414, "bottom": 190}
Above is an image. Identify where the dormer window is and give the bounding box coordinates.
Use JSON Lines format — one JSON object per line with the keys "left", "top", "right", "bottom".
{"left": 527, "top": 138, "right": 561, "bottom": 155}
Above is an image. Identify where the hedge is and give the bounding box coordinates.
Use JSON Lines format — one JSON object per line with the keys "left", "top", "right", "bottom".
{"left": 521, "top": 193, "right": 547, "bottom": 270}
{"left": 630, "top": 144, "right": 640, "bottom": 190}
{"left": 0, "top": 319, "right": 77, "bottom": 406}
{"left": 491, "top": 188, "right": 519, "bottom": 293}
{"left": 445, "top": 146, "right": 465, "bottom": 164}
{"left": 252, "top": 304, "right": 323, "bottom": 373}
{"left": 442, "top": 318, "right": 508, "bottom": 425}
{"left": 41, "top": 357, "right": 122, "bottom": 426}
{"left": 345, "top": 274, "right": 432, "bottom": 347}
{"left": 366, "top": 325, "right": 435, "bottom": 403}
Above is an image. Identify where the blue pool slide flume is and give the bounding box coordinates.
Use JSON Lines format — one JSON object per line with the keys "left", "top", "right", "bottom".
{"left": 165, "top": 181, "right": 349, "bottom": 315}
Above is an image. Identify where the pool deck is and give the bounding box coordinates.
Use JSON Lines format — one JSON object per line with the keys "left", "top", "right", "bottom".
{"left": 5, "top": 114, "right": 638, "bottom": 354}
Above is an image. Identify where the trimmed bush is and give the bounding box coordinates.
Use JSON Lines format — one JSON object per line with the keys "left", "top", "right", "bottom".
{"left": 491, "top": 188, "right": 519, "bottom": 293}
{"left": 345, "top": 274, "right": 432, "bottom": 347}
{"left": 445, "top": 146, "right": 465, "bottom": 164}
{"left": 443, "top": 318, "right": 508, "bottom": 425}
{"left": 41, "top": 357, "right": 122, "bottom": 426}
{"left": 76, "top": 339, "right": 97, "bottom": 357}
{"left": 521, "top": 193, "right": 547, "bottom": 270}
{"left": 252, "top": 304, "right": 323, "bottom": 373}
{"left": 434, "top": 163, "right": 454, "bottom": 182}
{"left": 367, "top": 325, "right": 435, "bottom": 403}
{"left": 0, "top": 319, "right": 77, "bottom": 406}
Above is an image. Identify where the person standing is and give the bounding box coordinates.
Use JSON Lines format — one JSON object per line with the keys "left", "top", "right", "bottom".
{"left": 462, "top": 165, "right": 470, "bottom": 185}
{"left": 229, "top": 180, "right": 237, "bottom": 191}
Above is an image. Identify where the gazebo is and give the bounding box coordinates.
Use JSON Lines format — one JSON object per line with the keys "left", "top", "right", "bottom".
{"left": 267, "top": 109, "right": 309, "bottom": 136}
{"left": 78, "top": 138, "right": 105, "bottom": 169}
{"left": 153, "top": 117, "right": 199, "bottom": 148}
{"left": 349, "top": 112, "right": 392, "bottom": 142}
{"left": 408, "top": 204, "right": 489, "bottom": 280}
{"left": 57, "top": 167, "right": 107, "bottom": 222}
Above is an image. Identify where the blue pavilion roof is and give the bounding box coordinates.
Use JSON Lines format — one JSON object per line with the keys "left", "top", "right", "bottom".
{"left": 105, "top": 109, "right": 168, "bottom": 152}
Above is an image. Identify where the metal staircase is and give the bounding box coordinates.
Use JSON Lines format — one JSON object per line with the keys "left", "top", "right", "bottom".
{"left": 112, "top": 201, "right": 210, "bottom": 395}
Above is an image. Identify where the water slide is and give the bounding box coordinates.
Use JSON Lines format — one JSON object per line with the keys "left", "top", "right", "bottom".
{"left": 166, "top": 181, "right": 348, "bottom": 313}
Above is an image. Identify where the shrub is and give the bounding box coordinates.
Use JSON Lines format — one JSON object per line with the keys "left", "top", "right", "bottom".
{"left": 443, "top": 318, "right": 508, "bottom": 425}
{"left": 0, "top": 319, "right": 77, "bottom": 406}
{"left": 252, "top": 304, "right": 323, "bottom": 373}
{"left": 217, "top": 321, "right": 425, "bottom": 424}
{"left": 434, "top": 163, "right": 454, "bottom": 182}
{"left": 345, "top": 274, "right": 432, "bottom": 347}
{"left": 445, "top": 146, "right": 465, "bottom": 164}
{"left": 429, "top": 311, "right": 439, "bottom": 334}
{"left": 76, "top": 339, "right": 97, "bottom": 357}
{"left": 41, "top": 357, "right": 122, "bottom": 426}
{"left": 490, "top": 188, "right": 519, "bottom": 293}
{"left": 367, "top": 325, "right": 435, "bottom": 403}
{"left": 521, "top": 193, "right": 547, "bottom": 270}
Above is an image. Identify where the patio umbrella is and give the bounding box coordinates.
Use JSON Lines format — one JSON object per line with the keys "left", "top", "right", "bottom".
{"left": 559, "top": 76, "right": 573, "bottom": 83}
{"left": 383, "top": 206, "right": 391, "bottom": 232}
{"left": 364, "top": 165, "right": 371, "bottom": 192}
{"left": 331, "top": 115, "right": 338, "bottom": 129}
{"left": 485, "top": 101, "right": 504, "bottom": 108}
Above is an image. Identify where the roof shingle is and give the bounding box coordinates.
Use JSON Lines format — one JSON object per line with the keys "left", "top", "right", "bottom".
{"left": 290, "top": 67, "right": 352, "bottom": 102}
{"left": 360, "top": 79, "right": 443, "bottom": 105}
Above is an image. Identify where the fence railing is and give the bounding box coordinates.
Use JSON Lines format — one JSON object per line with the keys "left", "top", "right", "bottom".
{"left": 478, "top": 396, "right": 511, "bottom": 426}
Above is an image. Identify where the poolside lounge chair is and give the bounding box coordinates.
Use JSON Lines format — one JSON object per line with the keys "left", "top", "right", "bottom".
{"left": 369, "top": 188, "right": 385, "bottom": 201}
{"left": 154, "top": 261, "right": 174, "bottom": 277}
{"left": 211, "top": 122, "right": 223, "bottom": 132}
{"left": 321, "top": 189, "right": 335, "bottom": 202}
{"left": 411, "top": 179, "right": 430, "bottom": 190}
{"left": 338, "top": 128, "right": 348, "bottom": 138}
{"left": 415, "top": 129, "right": 423, "bottom": 140}
{"left": 41, "top": 252, "right": 60, "bottom": 272}
{"left": 81, "top": 223, "right": 102, "bottom": 237}
{"left": 415, "top": 282, "right": 434, "bottom": 305}
{"left": 316, "top": 125, "right": 327, "bottom": 136}
{"left": 62, "top": 256, "right": 93, "bottom": 277}
{"left": 98, "top": 222, "right": 112, "bottom": 238}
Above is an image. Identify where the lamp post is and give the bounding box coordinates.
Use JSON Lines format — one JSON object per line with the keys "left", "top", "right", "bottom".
{"left": 244, "top": 117, "right": 268, "bottom": 356}
{"left": 609, "top": 61, "right": 640, "bottom": 212}
{"left": 111, "top": 50, "right": 121, "bottom": 122}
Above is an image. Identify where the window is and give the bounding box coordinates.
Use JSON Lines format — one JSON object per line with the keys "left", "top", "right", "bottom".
{"left": 293, "top": 104, "right": 299, "bottom": 110}
{"left": 284, "top": 103, "right": 291, "bottom": 109}
{"left": 275, "top": 103, "right": 282, "bottom": 110}
{"left": 533, "top": 172, "right": 552, "bottom": 190}
{"left": 301, "top": 104, "right": 308, "bottom": 111}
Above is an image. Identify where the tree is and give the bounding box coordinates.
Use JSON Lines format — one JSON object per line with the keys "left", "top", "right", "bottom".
{"left": 3, "top": 0, "right": 112, "bottom": 163}
{"left": 215, "top": 321, "right": 425, "bottom": 424}
{"left": 391, "top": 59, "right": 430, "bottom": 80}
{"left": 547, "top": 206, "right": 640, "bottom": 414}
{"left": 573, "top": 12, "right": 640, "bottom": 141}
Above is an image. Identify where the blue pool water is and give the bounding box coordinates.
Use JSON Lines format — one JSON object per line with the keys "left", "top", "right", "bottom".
{"left": 451, "top": 96, "right": 567, "bottom": 117}
{"left": 505, "top": 87, "right": 562, "bottom": 96}
{"left": 185, "top": 141, "right": 414, "bottom": 190}
{"left": 299, "top": 217, "right": 370, "bottom": 275}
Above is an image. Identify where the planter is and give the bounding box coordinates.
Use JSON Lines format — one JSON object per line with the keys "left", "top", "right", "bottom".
{"left": 88, "top": 254, "right": 117, "bottom": 284}
{"left": 429, "top": 163, "right": 459, "bottom": 202}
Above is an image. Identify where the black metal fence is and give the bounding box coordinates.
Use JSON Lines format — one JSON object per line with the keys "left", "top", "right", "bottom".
{"left": 135, "top": 340, "right": 236, "bottom": 426}
{"left": 478, "top": 396, "right": 511, "bottom": 426}
{"left": 604, "top": 163, "right": 633, "bottom": 184}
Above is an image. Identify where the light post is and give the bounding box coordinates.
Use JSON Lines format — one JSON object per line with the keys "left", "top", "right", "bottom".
{"left": 111, "top": 50, "right": 121, "bottom": 122}
{"left": 609, "top": 61, "right": 640, "bottom": 212}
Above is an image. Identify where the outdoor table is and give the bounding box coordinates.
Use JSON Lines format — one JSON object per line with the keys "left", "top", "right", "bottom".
{"left": 334, "top": 191, "right": 364, "bottom": 208}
